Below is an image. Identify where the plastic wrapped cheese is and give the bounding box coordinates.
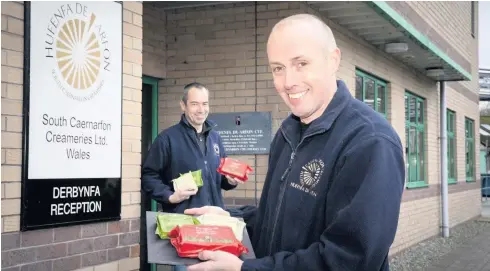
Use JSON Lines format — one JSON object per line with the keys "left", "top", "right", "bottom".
{"left": 172, "top": 170, "right": 203, "bottom": 192}
{"left": 155, "top": 213, "right": 200, "bottom": 239}
{"left": 196, "top": 213, "right": 246, "bottom": 242}
{"left": 168, "top": 225, "right": 249, "bottom": 258}
{"left": 216, "top": 158, "right": 253, "bottom": 182}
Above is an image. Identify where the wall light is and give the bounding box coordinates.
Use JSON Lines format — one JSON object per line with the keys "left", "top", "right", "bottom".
{"left": 426, "top": 67, "right": 445, "bottom": 77}
{"left": 385, "top": 43, "right": 409, "bottom": 54}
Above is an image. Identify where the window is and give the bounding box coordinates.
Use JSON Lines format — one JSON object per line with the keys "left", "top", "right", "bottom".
{"left": 465, "top": 117, "right": 475, "bottom": 182}
{"left": 447, "top": 110, "right": 456, "bottom": 184}
{"left": 355, "top": 70, "right": 387, "bottom": 116}
{"left": 405, "top": 91, "right": 426, "bottom": 188}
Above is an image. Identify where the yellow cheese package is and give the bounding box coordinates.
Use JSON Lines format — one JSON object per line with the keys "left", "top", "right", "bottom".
{"left": 155, "top": 213, "right": 200, "bottom": 239}
{"left": 172, "top": 170, "right": 203, "bottom": 191}
{"left": 196, "top": 213, "right": 246, "bottom": 242}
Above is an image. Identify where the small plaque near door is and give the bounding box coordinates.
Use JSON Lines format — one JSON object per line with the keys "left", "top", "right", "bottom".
{"left": 208, "top": 112, "right": 272, "bottom": 155}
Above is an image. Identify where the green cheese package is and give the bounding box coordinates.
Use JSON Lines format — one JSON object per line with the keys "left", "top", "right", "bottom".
{"left": 189, "top": 170, "right": 203, "bottom": 187}
{"left": 155, "top": 213, "right": 200, "bottom": 239}
{"left": 172, "top": 170, "right": 203, "bottom": 191}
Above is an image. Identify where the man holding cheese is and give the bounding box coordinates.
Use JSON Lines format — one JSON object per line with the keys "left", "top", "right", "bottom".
{"left": 184, "top": 13, "right": 405, "bottom": 271}
{"left": 142, "top": 82, "right": 242, "bottom": 216}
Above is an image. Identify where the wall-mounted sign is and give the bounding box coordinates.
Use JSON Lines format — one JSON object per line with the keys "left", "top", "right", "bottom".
{"left": 21, "top": 1, "right": 123, "bottom": 231}
{"left": 208, "top": 112, "right": 272, "bottom": 155}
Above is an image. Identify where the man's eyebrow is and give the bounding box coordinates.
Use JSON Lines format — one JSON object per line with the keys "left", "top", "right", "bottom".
{"left": 269, "top": 61, "right": 283, "bottom": 66}
{"left": 291, "top": 55, "right": 306, "bottom": 61}
{"left": 269, "top": 56, "right": 306, "bottom": 66}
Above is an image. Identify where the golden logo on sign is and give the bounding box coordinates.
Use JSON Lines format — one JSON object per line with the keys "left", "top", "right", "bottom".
{"left": 55, "top": 14, "right": 101, "bottom": 90}
{"left": 45, "top": 3, "right": 113, "bottom": 102}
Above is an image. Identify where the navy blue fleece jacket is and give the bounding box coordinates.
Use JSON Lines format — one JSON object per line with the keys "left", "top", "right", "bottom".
{"left": 235, "top": 80, "right": 405, "bottom": 271}
{"left": 141, "top": 114, "right": 236, "bottom": 214}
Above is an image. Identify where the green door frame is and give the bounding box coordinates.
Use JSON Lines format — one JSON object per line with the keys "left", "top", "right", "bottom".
{"left": 142, "top": 76, "right": 159, "bottom": 271}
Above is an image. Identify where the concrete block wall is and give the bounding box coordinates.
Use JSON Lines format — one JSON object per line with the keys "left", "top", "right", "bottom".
{"left": 143, "top": 0, "right": 481, "bottom": 257}
{"left": 1, "top": 2, "right": 142, "bottom": 270}
{"left": 142, "top": 2, "right": 167, "bottom": 80}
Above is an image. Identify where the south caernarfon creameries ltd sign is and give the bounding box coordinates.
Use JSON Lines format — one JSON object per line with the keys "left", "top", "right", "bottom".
{"left": 21, "top": 1, "right": 122, "bottom": 231}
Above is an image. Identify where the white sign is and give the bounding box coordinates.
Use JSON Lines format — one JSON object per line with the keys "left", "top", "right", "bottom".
{"left": 28, "top": 1, "right": 122, "bottom": 179}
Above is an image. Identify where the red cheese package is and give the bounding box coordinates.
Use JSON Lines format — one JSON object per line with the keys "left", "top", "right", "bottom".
{"left": 216, "top": 158, "right": 253, "bottom": 182}
{"left": 168, "top": 224, "right": 249, "bottom": 258}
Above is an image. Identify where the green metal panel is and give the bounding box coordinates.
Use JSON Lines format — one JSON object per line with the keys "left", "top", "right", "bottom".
{"left": 143, "top": 76, "right": 159, "bottom": 271}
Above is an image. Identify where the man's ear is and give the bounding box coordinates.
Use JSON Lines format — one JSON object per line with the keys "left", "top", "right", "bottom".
{"left": 180, "top": 100, "right": 186, "bottom": 112}
{"left": 331, "top": 48, "right": 341, "bottom": 73}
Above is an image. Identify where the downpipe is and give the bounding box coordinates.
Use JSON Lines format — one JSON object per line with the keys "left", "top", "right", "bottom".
{"left": 440, "top": 81, "right": 449, "bottom": 237}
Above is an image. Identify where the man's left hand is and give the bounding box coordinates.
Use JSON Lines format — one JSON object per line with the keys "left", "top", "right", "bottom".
{"left": 226, "top": 175, "right": 245, "bottom": 186}
{"left": 187, "top": 250, "right": 243, "bottom": 271}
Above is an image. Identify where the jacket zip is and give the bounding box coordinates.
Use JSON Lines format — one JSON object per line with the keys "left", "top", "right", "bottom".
{"left": 267, "top": 127, "right": 325, "bottom": 255}
{"left": 190, "top": 131, "right": 214, "bottom": 202}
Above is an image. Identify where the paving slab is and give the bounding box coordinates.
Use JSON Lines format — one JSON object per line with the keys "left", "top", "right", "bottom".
{"left": 423, "top": 229, "right": 490, "bottom": 271}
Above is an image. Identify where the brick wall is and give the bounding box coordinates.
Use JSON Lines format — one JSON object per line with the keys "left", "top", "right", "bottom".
{"left": 142, "top": 2, "right": 167, "bottom": 79}
{"left": 1, "top": 2, "right": 142, "bottom": 270}
{"left": 1, "top": 0, "right": 24, "bottom": 233}
{"left": 149, "top": 0, "right": 481, "bottom": 256}
{"left": 392, "top": 188, "right": 481, "bottom": 255}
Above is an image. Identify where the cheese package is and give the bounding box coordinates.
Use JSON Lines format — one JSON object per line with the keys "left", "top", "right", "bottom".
{"left": 172, "top": 170, "right": 203, "bottom": 192}
{"left": 196, "top": 214, "right": 246, "bottom": 242}
{"left": 189, "top": 170, "right": 203, "bottom": 187}
{"left": 155, "top": 213, "right": 200, "bottom": 239}
{"left": 216, "top": 158, "right": 253, "bottom": 182}
{"left": 168, "top": 225, "right": 249, "bottom": 258}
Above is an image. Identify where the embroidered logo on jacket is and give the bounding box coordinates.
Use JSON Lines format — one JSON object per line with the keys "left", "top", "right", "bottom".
{"left": 213, "top": 143, "right": 220, "bottom": 156}
{"left": 290, "top": 159, "right": 325, "bottom": 197}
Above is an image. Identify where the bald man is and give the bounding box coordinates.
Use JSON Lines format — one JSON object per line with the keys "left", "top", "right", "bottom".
{"left": 185, "top": 14, "right": 405, "bottom": 271}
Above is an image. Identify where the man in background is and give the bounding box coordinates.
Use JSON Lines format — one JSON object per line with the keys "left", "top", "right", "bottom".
{"left": 142, "top": 82, "right": 242, "bottom": 271}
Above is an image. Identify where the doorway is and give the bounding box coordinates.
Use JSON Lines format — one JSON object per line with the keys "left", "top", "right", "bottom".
{"left": 140, "top": 76, "right": 160, "bottom": 271}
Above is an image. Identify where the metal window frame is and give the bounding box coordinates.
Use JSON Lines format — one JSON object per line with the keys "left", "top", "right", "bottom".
{"left": 405, "top": 91, "right": 428, "bottom": 189}
{"left": 465, "top": 117, "right": 476, "bottom": 182}
{"left": 447, "top": 109, "right": 457, "bottom": 184}
{"left": 355, "top": 69, "right": 388, "bottom": 118}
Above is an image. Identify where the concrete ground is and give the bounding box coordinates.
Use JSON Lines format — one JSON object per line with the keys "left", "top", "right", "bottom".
{"left": 423, "top": 230, "right": 490, "bottom": 271}
{"left": 422, "top": 200, "right": 490, "bottom": 271}
{"left": 482, "top": 199, "right": 490, "bottom": 218}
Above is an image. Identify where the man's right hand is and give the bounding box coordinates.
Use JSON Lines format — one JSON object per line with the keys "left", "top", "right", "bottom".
{"left": 168, "top": 188, "right": 198, "bottom": 204}
{"left": 184, "top": 206, "right": 230, "bottom": 216}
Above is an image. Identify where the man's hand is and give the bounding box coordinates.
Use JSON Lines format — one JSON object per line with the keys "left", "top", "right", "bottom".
{"left": 168, "top": 188, "right": 198, "bottom": 204}
{"left": 187, "top": 251, "right": 243, "bottom": 271}
{"left": 184, "top": 206, "right": 230, "bottom": 216}
{"left": 225, "top": 175, "right": 245, "bottom": 186}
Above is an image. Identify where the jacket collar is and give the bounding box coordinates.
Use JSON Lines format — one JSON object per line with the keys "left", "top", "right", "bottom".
{"left": 280, "top": 80, "right": 352, "bottom": 147}
{"left": 179, "top": 114, "right": 215, "bottom": 134}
